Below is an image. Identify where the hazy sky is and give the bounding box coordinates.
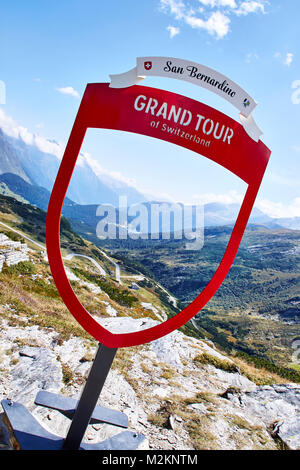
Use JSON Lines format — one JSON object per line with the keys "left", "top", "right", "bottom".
{"left": 1, "top": 0, "right": 299, "bottom": 217}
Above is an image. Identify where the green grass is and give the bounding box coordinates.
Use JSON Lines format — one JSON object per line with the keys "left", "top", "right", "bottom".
{"left": 71, "top": 267, "right": 138, "bottom": 308}
{"left": 194, "top": 352, "right": 239, "bottom": 373}
{"left": 234, "top": 351, "right": 300, "bottom": 383}
{"left": 289, "top": 363, "right": 300, "bottom": 371}
{"left": 3, "top": 261, "right": 37, "bottom": 276}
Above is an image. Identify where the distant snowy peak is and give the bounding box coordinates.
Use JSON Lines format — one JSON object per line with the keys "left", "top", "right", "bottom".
{"left": 0, "top": 129, "right": 32, "bottom": 183}
{"left": 204, "top": 202, "right": 273, "bottom": 226}
{"left": 0, "top": 119, "right": 147, "bottom": 206}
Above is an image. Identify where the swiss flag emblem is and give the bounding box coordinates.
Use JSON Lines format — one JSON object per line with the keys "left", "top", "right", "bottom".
{"left": 144, "top": 61, "right": 152, "bottom": 71}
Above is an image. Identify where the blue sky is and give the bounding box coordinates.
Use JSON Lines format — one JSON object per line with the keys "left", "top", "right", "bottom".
{"left": 0, "top": 0, "right": 299, "bottom": 217}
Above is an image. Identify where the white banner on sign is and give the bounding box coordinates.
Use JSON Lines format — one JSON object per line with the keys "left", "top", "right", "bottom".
{"left": 109, "top": 57, "right": 262, "bottom": 142}
{"left": 136, "top": 57, "right": 256, "bottom": 118}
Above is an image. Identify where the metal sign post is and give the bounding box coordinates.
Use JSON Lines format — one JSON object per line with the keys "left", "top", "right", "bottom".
{"left": 1, "top": 344, "right": 146, "bottom": 450}
{"left": 63, "top": 343, "right": 117, "bottom": 450}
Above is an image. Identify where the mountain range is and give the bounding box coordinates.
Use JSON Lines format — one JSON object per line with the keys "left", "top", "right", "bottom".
{"left": 1, "top": 125, "right": 300, "bottom": 232}
{"left": 0, "top": 128, "right": 146, "bottom": 207}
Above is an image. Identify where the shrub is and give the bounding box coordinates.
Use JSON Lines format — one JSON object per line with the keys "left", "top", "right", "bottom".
{"left": 194, "top": 353, "right": 239, "bottom": 373}
{"left": 235, "top": 351, "right": 300, "bottom": 383}
{"left": 4, "top": 261, "right": 37, "bottom": 276}
{"left": 71, "top": 267, "right": 138, "bottom": 308}
{"left": 61, "top": 363, "right": 74, "bottom": 384}
{"left": 147, "top": 413, "right": 167, "bottom": 428}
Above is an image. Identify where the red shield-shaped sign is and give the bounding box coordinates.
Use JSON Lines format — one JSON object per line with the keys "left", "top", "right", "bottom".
{"left": 46, "top": 83, "right": 271, "bottom": 348}
{"left": 144, "top": 61, "right": 152, "bottom": 71}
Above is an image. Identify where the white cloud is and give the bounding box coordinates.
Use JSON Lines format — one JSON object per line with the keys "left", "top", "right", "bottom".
{"left": 285, "top": 52, "right": 294, "bottom": 67}
{"left": 219, "top": 0, "right": 237, "bottom": 6}
{"left": 160, "top": 0, "right": 186, "bottom": 19}
{"left": 161, "top": 1, "right": 231, "bottom": 38}
{"left": 199, "top": 0, "right": 237, "bottom": 7}
{"left": 56, "top": 86, "right": 80, "bottom": 98}
{"left": 160, "top": 0, "right": 267, "bottom": 38}
{"left": 81, "top": 151, "right": 138, "bottom": 188}
{"left": 291, "top": 80, "right": 300, "bottom": 104}
{"left": 0, "top": 108, "right": 65, "bottom": 159}
{"left": 235, "top": 1, "right": 265, "bottom": 16}
{"left": 245, "top": 52, "right": 259, "bottom": 63}
{"left": 256, "top": 197, "right": 300, "bottom": 218}
{"left": 192, "top": 189, "right": 243, "bottom": 205}
{"left": 275, "top": 51, "right": 294, "bottom": 67}
{"left": 185, "top": 10, "right": 230, "bottom": 38}
{"left": 167, "top": 25, "right": 180, "bottom": 37}
{"left": 190, "top": 189, "right": 300, "bottom": 218}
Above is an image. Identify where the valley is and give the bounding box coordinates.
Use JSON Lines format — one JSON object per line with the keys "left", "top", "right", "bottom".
{"left": 0, "top": 127, "right": 300, "bottom": 450}
{"left": 0, "top": 123, "right": 300, "bottom": 385}
{"left": 94, "top": 225, "right": 300, "bottom": 372}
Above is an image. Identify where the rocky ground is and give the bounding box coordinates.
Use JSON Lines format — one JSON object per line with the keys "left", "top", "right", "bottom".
{"left": 0, "top": 316, "right": 299, "bottom": 451}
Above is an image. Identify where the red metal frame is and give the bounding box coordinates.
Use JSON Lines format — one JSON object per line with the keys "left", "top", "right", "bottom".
{"left": 46, "top": 83, "right": 271, "bottom": 347}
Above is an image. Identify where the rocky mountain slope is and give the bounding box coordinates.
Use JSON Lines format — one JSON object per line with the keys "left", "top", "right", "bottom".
{"left": 0, "top": 195, "right": 299, "bottom": 451}
{"left": 0, "top": 130, "right": 31, "bottom": 184}
{"left": 0, "top": 317, "right": 299, "bottom": 450}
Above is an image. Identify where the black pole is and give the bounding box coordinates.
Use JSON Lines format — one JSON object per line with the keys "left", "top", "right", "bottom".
{"left": 63, "top": 343, "right": 117, "bottom": 450}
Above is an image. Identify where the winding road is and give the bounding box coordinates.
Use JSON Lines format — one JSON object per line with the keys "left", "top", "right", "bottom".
{"left": 64, "top": 253, "right": 106, "bottom": 276}
{"left": 0, "top": 221, "right": 121, "bottom": 281}
{"left": 98, "top": 249, "right": 121, "bottom": 284}
{"left": 0, "top": 221, "right": 45, "bottom": 250}
{"left": 0, "top": 222, "right": 178, "bottom": 308}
